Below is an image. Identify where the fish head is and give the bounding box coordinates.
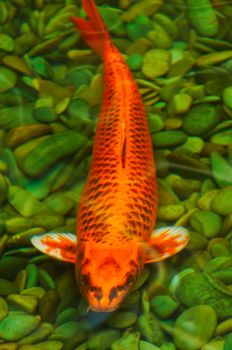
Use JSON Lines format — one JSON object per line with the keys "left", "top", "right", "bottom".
{"left": 76, "top": 241, "right": 144, "bottom": 312}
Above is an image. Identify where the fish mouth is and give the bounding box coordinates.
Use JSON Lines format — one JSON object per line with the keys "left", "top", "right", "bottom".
{"left": 88, "top": 300, "right": 121, "bottom": 313}
{"left": 89, "top": 305, "right": 119, "bottom": 313}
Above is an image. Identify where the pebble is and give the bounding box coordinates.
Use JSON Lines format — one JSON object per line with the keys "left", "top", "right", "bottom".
{"left": 224, "top": 333, "right": 232, "bottom": 350}
{"left": 211, "top": 129, "right": 232, "bottom": 146}
{"left": 57, "top": 270, "right": 76, "bottom": 300}
{"left": 188, "top": 231, "right": 208, "bottom": 251}
{"left": 210, "top": 152, "right": 232, "bottom": 188}
{"left": 173, "top": 305, "right": 217, "bottom": 350}
{"left": 120, "top": 290, "right": 141, "bottom": 310}
{"left": 211, "top": 187, "right": 232, "bottom": 216}
{"left": 48, "top": 321, "right": 80, "bottom": 341}
{"left": 39, "top": 290, "right": 60, "bottom": 323}
{"left": 142, "top": 50, "right": 171, "bottom": 79}
{"left": 38, "top": 269, "right": 56, "bottom": 291}
{"left": 107, "top": 311, "right": 137, "bottom": 329}
{"left": 147, "top": 30, "right": 171, "bottom": 50}
{"left": 127, "top": 53, "right": 143, "bottom": 71}
{"left": 0, "top": 34, "right": 15, "bottom": 52}
{"left": 202, "top": 339, "right": 225, "bottom": 350}
{"left": 0, "top": 67, "right": 17, "bottom": 93}
{"left": 150, "top": 295, "right": 179, "bottom": 319}
{"left": 196, "top": 51, "right": 232, "bottom": 68}
{"left": 35, "top": 341, "right": 63, "bottom": 350}
{"left": 56, "top": 308, "right": 79, "bottom": 325}
{"left": 7, "top": 294, "right": 38, "bottom": 314}
{"left": 87, "top": 330, "right": 120, "bottom": 350}
{"left": 0, "top": 105, "right": 35, "bottom": 129}
{"left": 158, "top": 204, "right": 185, "bottom": 221}
{"left": 175, "top": 137, "right": 204, "bottom": 156}
{"left": 0, "top": 2, "right": 8, "bottom": 24}
{"left": 8, "top": 186, "right": 46, "bottom": 217}
{"left": 43, "top": 193, "right": 74, "bottom": 216}
{"left": 187, "top": 0, "right": 218, "bottom": 37}
{"left": 0, "top": 344, "right": 17, "bottom": 350}
{"left": 0, "top": 314, "right": 41, "bottom": 341}
{"left": 174, "top": 271, "right": 232, "bottom": 319}
{"left": 222, "top": 87, "right": 232, "bottom": 109}
{"left": 168, "top": 93, "right": 192, "bottom": 115}
{"left": 2, "top": 55, "right": 32, "bottom": 76}
{"left": 139, "top": 341, "right": 160, "bottom": 350}
{"left": 198, "top": 190, "right": 219, "bottom": 211}
{"left": 18, "top": 322, "right": 53, "bottom": 345}
{"left": 157, "top": 179, "right": 179, "bottom": 206}
{"left": 0, "top": 296, "right": 8, "bottom": 321}
{"left": 127, "top": 15, "right": 152, "bottom": 41}
{"left": 190, "top": 210, "right": 222, "bottom": 238}
{"left": 111, "top": 332, "right": 140, "bottom": 350}
{"left": 138, "top": 312, "right": 166, "bottom": 346}
{"left": 152, "top": 131, "right": 187, "bottom": 148}
{"left": 34, "top": 107, "right": 57, "bottom": 123}
{"left": 164, "top": 118, "right": 182, "bottom": 131}
{"left": 183, "top": 104, "right": 219, "bottom": 136}
{"left": 160, "top": 343, "right": 176, "bottom": 350}
{"left": 148, "top": 114, "right": 164, "bottom": 133}
{"left": 22, "top": 131, "right": 89, "bottom": 177}
{"left": 0, "top": 278, "right": 19, "bottom": 296}
{"left": 121, "top": 0, "right": 163, "bottom": 22}
{"left": 6, "top": 125, "right": 51, "bottom": 149}
{"left": 25, "top": 264, "right": 38, "bottom": 289}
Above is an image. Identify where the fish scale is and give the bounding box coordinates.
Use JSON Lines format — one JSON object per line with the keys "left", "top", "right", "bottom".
{"left": 77, "top": 43, "right": 157, "bottom": 245}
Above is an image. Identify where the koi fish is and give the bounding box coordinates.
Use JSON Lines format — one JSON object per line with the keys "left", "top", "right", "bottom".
{"left": 31, "top": 0, "right": 189, "bottom": 312}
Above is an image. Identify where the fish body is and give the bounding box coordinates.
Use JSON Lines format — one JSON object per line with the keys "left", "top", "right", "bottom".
{"left": 31, "top": 0, "right": 189, "bottom": 312}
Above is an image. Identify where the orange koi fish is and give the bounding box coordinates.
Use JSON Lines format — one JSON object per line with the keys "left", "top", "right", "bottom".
{"left": 31, "top": 0, "right": 189, "bottom": 312}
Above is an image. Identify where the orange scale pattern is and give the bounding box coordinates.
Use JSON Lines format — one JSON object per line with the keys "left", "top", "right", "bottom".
{"left": 77, "top": 45, "right": 158, "bottom": 247}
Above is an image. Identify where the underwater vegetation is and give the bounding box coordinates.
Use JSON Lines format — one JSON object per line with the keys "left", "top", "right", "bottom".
{"left": 0, "top": 0, "right": 232, "bottom": 349}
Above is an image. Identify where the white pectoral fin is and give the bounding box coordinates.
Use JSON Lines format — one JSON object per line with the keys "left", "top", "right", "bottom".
{"left": 31, "top": 233, "right": 77, "bottom": 263}
{"left": 144, "top": 226, "right": 189, "bottom": 263}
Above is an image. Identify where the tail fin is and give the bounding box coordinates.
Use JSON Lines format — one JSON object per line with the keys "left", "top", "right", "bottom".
{"left": 71, "top": 0, "right": 110, "bottom": 58}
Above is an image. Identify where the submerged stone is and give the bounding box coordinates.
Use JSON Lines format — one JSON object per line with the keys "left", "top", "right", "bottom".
{"left": 107, "top": 311, "right": 137, "bottom": 329}
{"left": 211, "top": 187, "right": 232, "bottom": 216}
{"left": 18, "top": 322, "right": 53, "bottom": 345}
{"left": 150, "top": 295, "right": 179, "bottom": 319}
{"left": 210, "top": 152, "right": 232, "bottom": 188}
{"left": 187, "top": 0, "right": 218, "bottom": 37}
{"left": 87, "top": 330, "right": 120, "bottom": 350}
{"left": 190, "top": 210, "right": 222, "bottom": 238}
{"left": 0, "top": 314, "right": 41, "bottom": 341}
{"left": 0, "top": 296, "right": 8, "bottom": 321}
{"left": 121, "top": 0, "right": 163, "bottom": 22}
{"left": 0, "top": 34, "right": 14, "bottom": 52}
{"left": 138, "top": 312, "right": 166, "bottom": 346}
{"left": 7, "top": 294, "right": 38, "bottom": 314}
{"left": 139, "top": 341, "right": 160, "bottom": 350}
{"left": 183, "top": 104, "right": 219, "bottom": 136}
{"left": 127, "top": 53, "right": 143, "bottom": 71}
{"left": 142, "top": 49, "right": 171, "bottom": 79}
{"left": 111, "top": 332, "right": 140, "bottom": 350}
{"left": 173, "top": 305, "right": 217, "bottom": 350}
{"left": 0, "top": 67, "right": 17, "bottom": 93}
{"left": 152, "top": 131, "right": 187, "bottom": 148}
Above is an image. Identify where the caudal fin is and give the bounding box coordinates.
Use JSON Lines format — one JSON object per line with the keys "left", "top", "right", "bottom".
{"left": 71, "top": 0, "right": 110, "bottom": 58}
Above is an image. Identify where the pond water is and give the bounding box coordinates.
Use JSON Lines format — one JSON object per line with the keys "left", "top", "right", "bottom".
{"left": 0, "top": 0, "right": 232, "bottom": 349}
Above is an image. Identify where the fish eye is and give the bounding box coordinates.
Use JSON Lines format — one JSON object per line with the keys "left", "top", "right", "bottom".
{"left": 80, "top": 274, "right": 89, "bottom": 288}
{"left": 126, "top": 274, "right": 135, "bottom": 285}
